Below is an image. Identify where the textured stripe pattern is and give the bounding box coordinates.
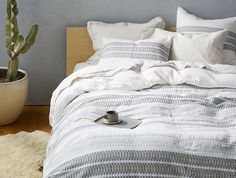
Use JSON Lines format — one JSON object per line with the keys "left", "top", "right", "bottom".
{"left": 44, "top": 84, "right": 236, "bottom": 178}
{"left": 177, "top": 26, "right": 236, "bottom": 52}
{"left": 102, "top": 41, "right": 170, "bottom": 61}
{"left": 48, "top": 150, "right": 236, "bottom": 178}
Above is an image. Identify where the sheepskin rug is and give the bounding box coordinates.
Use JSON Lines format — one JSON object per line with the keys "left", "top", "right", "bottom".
{"left": 0, "top": 131, "right": 50, "bottom": 178}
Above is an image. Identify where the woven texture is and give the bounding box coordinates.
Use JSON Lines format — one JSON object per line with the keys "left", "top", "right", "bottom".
{"left": 45, "top": 85, "right": 236, "bottom": 177}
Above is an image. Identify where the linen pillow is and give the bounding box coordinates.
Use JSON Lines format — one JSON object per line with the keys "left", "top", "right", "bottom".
{"left": 149, "top": 28, "right": 227, "bottom": 65}
{"left": 100, "top": 36, "right": 173, "bottom": 62}
{"left": 177, "top": 7, "right": 236, "bottom": 65}
{"left": 87, "top": 17, "right": 165, "bottom": 51}
{"left": 73, "top": 51, "right": 102, "bottom": 72}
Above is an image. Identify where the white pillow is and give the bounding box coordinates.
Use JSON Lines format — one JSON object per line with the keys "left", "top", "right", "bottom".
{"left": 73, "top": 51, "right": 102, "bottom": 72}
{"left": 177, "top": 7, "right": 236, "bottom": 65}
{"left": 100, "top": 36, "right": 173, "bottom": 62}
{"left": 86, "top": 50, "right": 102, "bottom": 64}
{"left": 87, "top": 17, "right": 165, "bottom": 51}
{"left": 150, "top": 29, "right": 227, "bottom": 65}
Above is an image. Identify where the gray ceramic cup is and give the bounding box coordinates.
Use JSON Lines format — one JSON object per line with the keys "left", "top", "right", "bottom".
{"left": 106, "top": 111, "right": 119, "bottom": 123}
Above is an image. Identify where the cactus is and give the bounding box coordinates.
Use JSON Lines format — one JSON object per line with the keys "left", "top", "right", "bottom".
{"left": 5, "top": 0, "right": 38, "bottom": 82}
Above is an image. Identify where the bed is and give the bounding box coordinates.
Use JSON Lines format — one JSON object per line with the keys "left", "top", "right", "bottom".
{"left": 43, "top": 26, "right": 236, "bottom": 178}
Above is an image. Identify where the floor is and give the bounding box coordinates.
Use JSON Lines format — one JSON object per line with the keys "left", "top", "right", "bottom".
{"left": 0, "top": 106, "right": 51, "bottom": 136}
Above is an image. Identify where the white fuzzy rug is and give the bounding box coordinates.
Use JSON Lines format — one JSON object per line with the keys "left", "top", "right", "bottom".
{"left": 0, "top": 131, "right": 50, "bottom": 178}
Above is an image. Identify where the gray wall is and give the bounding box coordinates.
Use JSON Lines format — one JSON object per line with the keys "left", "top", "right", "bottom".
{"left": 1, "top": 0, "right": 236, "bottom": 105}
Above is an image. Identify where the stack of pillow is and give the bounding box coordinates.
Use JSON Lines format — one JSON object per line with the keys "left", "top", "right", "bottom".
{"left": 87, "top": 7, "right": 236, "bottom": 66}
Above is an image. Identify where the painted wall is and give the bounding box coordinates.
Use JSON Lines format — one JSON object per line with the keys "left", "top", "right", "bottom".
{"left": 0, "top": 0, "right": 236, "bottom": 105}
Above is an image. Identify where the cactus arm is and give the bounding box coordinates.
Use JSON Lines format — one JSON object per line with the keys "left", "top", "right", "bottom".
{"left": 13, "top": 35, "right": 25, "bottom": 58}
{"left": 11, "top": 16, "right": 19, "bottom": 43}
{"left": 8, "top": 0, "right": 19, "bottom": 44}
{"left": 14, "top": 35, "right": 25, "bottom": 52}
{"left": 7, "top": 0, "right": 12, "bottom": 18}
{"left": 20, "top": 25, "right": 38, "bottom": 54}
{"left": 6, "top": 0, "right": 19, "bottom": 58}
{"left": 5, "top": 18, "right": 13, "bottom": 58}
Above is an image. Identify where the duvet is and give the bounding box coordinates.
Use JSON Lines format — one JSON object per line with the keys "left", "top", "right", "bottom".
{"left": 44, "top": 59, "right": 236, "bottom": 178}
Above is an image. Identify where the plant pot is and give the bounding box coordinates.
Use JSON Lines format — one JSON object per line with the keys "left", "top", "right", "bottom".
{"left": 0, "top": 67, "right": 28, "bottom": 125}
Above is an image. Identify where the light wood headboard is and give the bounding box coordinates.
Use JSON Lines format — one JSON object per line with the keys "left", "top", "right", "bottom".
{"left": 66, "top": 27, "right": 176, "bottom": 75}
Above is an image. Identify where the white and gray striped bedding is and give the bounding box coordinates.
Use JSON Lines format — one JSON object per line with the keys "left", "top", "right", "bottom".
{"left": 176, "top": 7, "right": 236, "bottom": 65}
{"left": 177, "top": 26, "right": 236, "bottom": 52}
{"left": 44, "top": 60, "right": 236, "bottom": 178}
{"left": 102, "top": 41, "right": 170, "bottom": 62}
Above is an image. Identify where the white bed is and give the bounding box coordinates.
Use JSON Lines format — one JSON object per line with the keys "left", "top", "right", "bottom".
{"left": 43, "top": 23, "right": 236, "bottom": 177}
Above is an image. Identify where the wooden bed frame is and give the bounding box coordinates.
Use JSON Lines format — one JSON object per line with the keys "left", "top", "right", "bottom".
{"left": 66, "top": 27, "right": 176, "bottom": 75}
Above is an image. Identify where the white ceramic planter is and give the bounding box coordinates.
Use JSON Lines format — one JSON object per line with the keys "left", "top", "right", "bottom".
{"left": 0, "top": 67, "right": 28, "bottom": 125}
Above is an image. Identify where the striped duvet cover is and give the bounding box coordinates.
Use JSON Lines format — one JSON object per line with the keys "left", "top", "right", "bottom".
{"left": 44, "top": 59, "right": 236, "bottom": 177}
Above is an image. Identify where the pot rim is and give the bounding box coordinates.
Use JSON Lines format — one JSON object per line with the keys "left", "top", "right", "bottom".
{"left": 0, "top": 67, "right": 28, "bottom": 85}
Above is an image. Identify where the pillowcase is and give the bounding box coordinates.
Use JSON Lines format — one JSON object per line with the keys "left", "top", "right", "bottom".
{"left": 100, "top": 36, "right": 173, "bottom": 62}
{"left": 86, "top": 50, "right": 102, "bottom": 64}
{"left": 74, "top": 51, "right": 102, "bottom": 72}
{"left": 149, "top": 28, "right": 227, "bottom": 65}
{"left": 87, "top": 17, "right": 165, "bottom": 51}
{"left": 177, "top": 7, "right": 236, "bottom": 65}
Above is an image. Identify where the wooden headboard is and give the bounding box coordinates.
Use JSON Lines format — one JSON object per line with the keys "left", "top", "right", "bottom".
{"left": 66, "top": 27, "right": 176, "bottom": 75}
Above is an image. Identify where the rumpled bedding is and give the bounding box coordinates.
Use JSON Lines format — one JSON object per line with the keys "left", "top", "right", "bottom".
{"left": 44, "top": 59, "right": 236, "bottom": 178}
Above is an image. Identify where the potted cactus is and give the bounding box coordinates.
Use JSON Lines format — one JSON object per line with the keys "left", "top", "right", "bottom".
{"left": 0, "top": 0, "right": 38, "bottom": 125}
